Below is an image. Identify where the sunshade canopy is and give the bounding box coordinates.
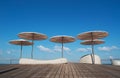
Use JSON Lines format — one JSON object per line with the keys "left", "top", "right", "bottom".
{"left": 9, "top": 39, "right": 33, "bottom": 46}
{"left": 18, "top": 32, "right": 47, "bottom": 40}
{"left": 81, "top": 39, "right": 104, "bottom": 45}
{"left": 77, "top": 31, "right": 108, "bottom": 40}
{"left": 50, "top": 35, "right": 75, "bottom": 43}
{"left": 50, "top": 35, "right": 75, "bottom": 58}
{"left": 9, "top": 39, "right": 33, "bottom": 58}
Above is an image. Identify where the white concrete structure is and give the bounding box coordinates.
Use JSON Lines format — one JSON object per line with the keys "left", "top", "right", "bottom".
{"left": 19, "top": 58, "right": 68, "bottom": 64}
{"left": 112, "top": 60, "right": 120, "bottom": 66}
{"left": 80, "top": 54, "right": 101, "bottom": 64}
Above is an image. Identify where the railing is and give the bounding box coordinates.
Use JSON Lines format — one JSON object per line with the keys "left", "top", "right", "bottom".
{"left": 101, "top": 58, "right": 120, "bottom": 65}
{"left": 101, "top": 59, "right": 112, "bottom": 65}
{"left": 0, "top": 58, "right": 120, "bottom": 65}
{"left": 0, "top": 59, "right": 19, "bottom": 64}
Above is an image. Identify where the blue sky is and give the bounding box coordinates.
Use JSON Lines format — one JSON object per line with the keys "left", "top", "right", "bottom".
{"left": 0, "top": 0, "right": 120, "bottom": 63}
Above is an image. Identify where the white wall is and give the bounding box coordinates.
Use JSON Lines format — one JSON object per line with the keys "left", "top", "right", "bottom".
{"left": 80, "top": 54, "right": 101, "bottom": 64}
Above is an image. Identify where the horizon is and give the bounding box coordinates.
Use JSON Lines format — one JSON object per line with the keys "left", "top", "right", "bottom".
{"left": 0, "top": 0, "right": 120, "bottom": 64}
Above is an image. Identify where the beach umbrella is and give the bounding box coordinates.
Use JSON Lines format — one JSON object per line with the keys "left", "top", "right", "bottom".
{"left": 18, "top": 32, "right": 47, "bottom": 59}
{"left": 81, "top": 39, "right": 104, "bottom": 45}
{"left": 81, "top": 39, "right": 104, "bottom": 64}
{"left": 50, "top": 35, "right": 75, "bottom": 58}
{"left": 77, "top": 31, "right": 108, "bottom": 40}
{"left": 77, "top": 31, "right": 108, "bottom": 64}
{"left": 9, "top": 39, "right": 33, "bottom": 58}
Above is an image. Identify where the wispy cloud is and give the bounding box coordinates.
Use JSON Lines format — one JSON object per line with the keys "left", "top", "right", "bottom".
{"left": 109, "top": 56, "right": 113, "bottom": 59}
{"left": 37, "top": 45, "right": 52, "bottom": 52}
{"left": 7, "top": 51, "right": 11, "bottom": 54}
{"left": 53, "top": 46, "right": 71, "bottom": 52}
{"left": 53, "top": 46, "right": 61, "bottom": 52}
{"left": 37, "top": 45, "right": 71, "bottom": 55}
{"left": 98, "top": 46, "right": 119, "bottom": 52}
{"left": 63, "top": 46, "right": 71, "bottom": 52}
{"left": 6, "top": 49, "right": 18, "bottom": 55}
{"left": 76, "top": 48, "right": 91, "bottom": 52}
{"left": 53, "top": 46, "right": 71, "bottom": 55}
{"left": 63, "top": 47, "right": 71, "bottom": 55}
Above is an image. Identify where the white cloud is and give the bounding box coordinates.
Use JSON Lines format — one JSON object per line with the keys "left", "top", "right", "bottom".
{"left": 98, "top": 46, "right": 119, "bottom": 52}
{"left": 76, "top": 48, "right": 91, "bottom": 52}
{"left": 53, "top": 46, "right": 71, "bottom": 55}
{"left": 53, "top": 46, "right": 71, "bottom": 52}
{"left": 37, "top": 45, "right": 71, "bottom": 55}
{"left": 66, "top": 51, "right": 72, "bottom": 55}
{"left": 63, "top": 46, "right": 71, "bottom": 52}
{"left": 53, "top": 46, "right": 61, "bottom": 52}
{"left": 37, "top": 45, "right": 52, "bottom": 52}
{"left": 7, "top": 51, "right": 11, "bottom": 54}
{"left": 86, "top": 48, "right": 92, "bottom": 51}
{"left": 6, "top": 49, "right": 18, "bottom": 55}
{"left": 109, "top": 56, "right": 113, "bottom": 59}
{"left": 76, "top": 48, "right": 88, "bottom": 52}
{"left": 111, "top": 46, "right": 119, "bottom": 49}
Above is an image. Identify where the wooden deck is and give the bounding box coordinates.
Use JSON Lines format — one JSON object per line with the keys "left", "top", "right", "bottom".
{"left": 0, "top": 63, "right": 120, "bottom": 78}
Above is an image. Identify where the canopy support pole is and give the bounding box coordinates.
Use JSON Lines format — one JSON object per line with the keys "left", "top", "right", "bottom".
{"left": 20, "top": 43, "right": 22, "bottom": 59}
{"left": 91, "top": 32, "right": 95, "bottom": 64}
{"left": 31, "top": 34, "right": 34, "bottom": 59}
{"left": 31, "top": 40, "right": 34, "bottom": 59}
{"left": 62, "top": 37, "right": 64, "bottom": 58}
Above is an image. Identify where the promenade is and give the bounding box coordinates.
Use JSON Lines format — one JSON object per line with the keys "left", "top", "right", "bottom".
{"left": 0, "top": 63, "right": 120, "bottom": 78}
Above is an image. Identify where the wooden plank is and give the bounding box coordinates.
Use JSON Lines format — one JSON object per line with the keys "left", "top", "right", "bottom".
{"left": 68, "top": 63, "right": 74, "bottom": 78}
{"left": 72, "top": 63, "right": 82, "bottom": 78}
{"left": 74, "top": 63, "right": 85, "bottom": 78}
{"left": 45, "top": 64, "right": 59, "bottom": 78}
{"left": 70, "top": 63, "right": 78, "bottom": 78}
{"left": 54, "top": 64, "right": 63, "bottom": 78}
{"left": 64, "top": 64, "right": 69, "bottom": 78}
{"left": 0, "top": 65, "right": 19, "bottom": 72}
{"left": 93, "top": 64, "right": 120, "bottom": 78}
{"left": 29, "top": 64, "right": 52, "bottom": 78}
{"left": 16, "top": 65, "right": 44, "bottom": 78}
{"left": 0, "top": 65, "right": 28, "bottom": 78}
{"left": 0, "top": 63, "right": 120, "bottom": 78}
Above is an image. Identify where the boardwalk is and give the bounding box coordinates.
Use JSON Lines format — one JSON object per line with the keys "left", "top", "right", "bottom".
{"left": 0, "top": 63, "right": 120, "bottom": 78}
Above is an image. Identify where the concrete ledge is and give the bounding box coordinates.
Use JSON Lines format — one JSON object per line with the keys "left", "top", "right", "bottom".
{"left": 112, "top": 60, "right": 120, "bottom": 66}
{"left": 19, "top": 58, "right": 68, "bottom": 64}
{"left": 80, "top": 54, "right": 101, "bottom": 64}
